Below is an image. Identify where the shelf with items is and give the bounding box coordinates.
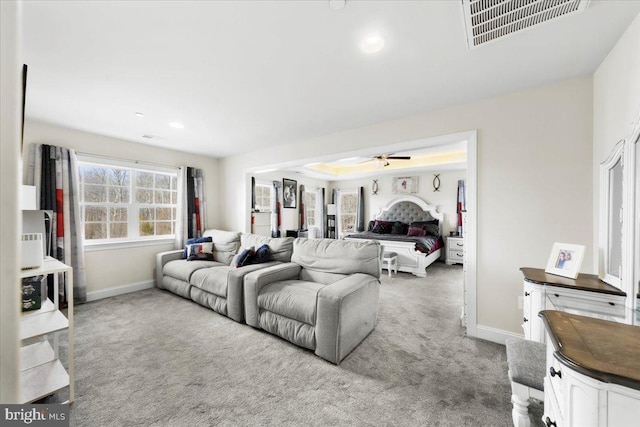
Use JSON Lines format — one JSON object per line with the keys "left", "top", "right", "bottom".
{"left": 18, "top": 257, "right": 74, "bottom": 404}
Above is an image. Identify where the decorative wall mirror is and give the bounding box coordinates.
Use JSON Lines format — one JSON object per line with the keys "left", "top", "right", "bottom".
{"left": 599, "top": 140, "right": 624, "bottom": 288}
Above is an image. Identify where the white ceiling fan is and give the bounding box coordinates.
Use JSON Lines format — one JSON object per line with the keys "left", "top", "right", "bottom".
{"left": 361, "top": 154, "right": 412, "bottom": 167}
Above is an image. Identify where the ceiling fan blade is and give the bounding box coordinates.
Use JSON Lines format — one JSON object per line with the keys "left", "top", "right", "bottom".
{"left": 386, "top": 156, "right": 411, "bottom": 160}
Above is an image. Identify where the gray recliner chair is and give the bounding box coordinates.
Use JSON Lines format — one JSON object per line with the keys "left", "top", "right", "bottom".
{"left": 243, "top": 238, "right": 382, "bottom": 364}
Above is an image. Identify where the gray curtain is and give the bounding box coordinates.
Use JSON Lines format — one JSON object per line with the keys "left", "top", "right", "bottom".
{"left": 27, "top": 144, "right": 87, "bottom": 304}
{"left": 356, "top": 186, "right": 365, "bottom": 232}
{"left": 299, "top": 184, "right": 306, "bottom": 230}
{"left": 271, "top": 180, "right": 281, "bottom": 237}
{"left": 320, "top": 188, "right": 326, "bottom": 238}
{"left": 186, "top": 167, "right": 206, "bottom": 239}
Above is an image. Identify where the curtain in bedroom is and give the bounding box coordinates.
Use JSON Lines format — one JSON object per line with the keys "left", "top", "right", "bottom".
{"left": 251, "top": 176, "right": 256, "bottom": 211}
{"left": 271, "top": 180, "right": 282, "bottom": 237}
{"left": 175, "top": 166, "right": 206, "bottom": 245}
{"left": 299, "top": 184, "right": 306, "bottom": 230}
{"left": 356, "top": 186, "right": 365, "bottom": 232}
{"left": 27, "top": 144, "right": 87, "bottom": 305}
{"left": 320, "top": 188, "right": 326, "bottom": 238}
{"left": 457, "top": 179, "right": 466, "bottom": 236}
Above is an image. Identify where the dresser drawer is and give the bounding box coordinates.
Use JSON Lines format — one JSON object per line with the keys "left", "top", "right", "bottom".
{"left": 546, "top": 287, "right": 626, "bottom": 321}
{"left": 546, "top": 343, "right": 565, "bottom": 414}
{"left": 448, "top": 249, "right": 464, "bottom": 261}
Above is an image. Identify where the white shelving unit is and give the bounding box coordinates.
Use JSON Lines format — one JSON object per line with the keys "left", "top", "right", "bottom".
{"left": 19, "top": 257, "right": 74, "bottom": 404}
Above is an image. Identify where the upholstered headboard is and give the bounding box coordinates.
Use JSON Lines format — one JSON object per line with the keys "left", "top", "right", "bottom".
{"left": 374, "top": 196, "right": 443, "bottom": 234}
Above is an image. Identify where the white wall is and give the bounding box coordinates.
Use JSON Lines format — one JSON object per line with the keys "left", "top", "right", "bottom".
{"left": 593, "top": 13, "right": 640, "bottom": 270}
{"left": 0, "top": 0, "right": 22, "bottom": 403}
{"left": 221, "top": 76, "right": 593, "bottom": 335}
{"left": 22, "top": 121, "right": 220, "bottom": 296}
{"left": 331, "top": 169, "right": 466, "bottom": 238}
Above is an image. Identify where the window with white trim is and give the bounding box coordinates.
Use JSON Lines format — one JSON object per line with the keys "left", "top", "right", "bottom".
{"left": 254, "top": 183, "right": 272, "bottom": 212}
{"left": 337, "top": 190, "right": 358, "bottom": 236}
{"left": 78, "top": 157, "right": 178, "bottom": 244}
{"left": 305, "top": 190, "right": 317, "bottom": 227}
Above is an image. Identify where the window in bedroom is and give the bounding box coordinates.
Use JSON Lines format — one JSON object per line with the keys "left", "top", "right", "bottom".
{"left": 337, "top": 190, "right": 358, "bottom": 236}
{"left": 305, "top": 190, "right": 318, "bottom": 227}
{"left": 254, "top": 183, "right": 272, "bottom": 211}
{"left": 78, "top": 155, "right": 178, "bottom": 245}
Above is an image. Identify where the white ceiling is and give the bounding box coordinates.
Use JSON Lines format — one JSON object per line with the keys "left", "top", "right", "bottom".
{"left": 22, "top": 1, "right": 640, "bottom": 159}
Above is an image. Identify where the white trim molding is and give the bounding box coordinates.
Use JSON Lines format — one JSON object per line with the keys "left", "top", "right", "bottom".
{"left": 86, "top": 280, "right": 155, "bottom": 302}
{"left": 476, "top": 325, "right": 524, "bottom": 346}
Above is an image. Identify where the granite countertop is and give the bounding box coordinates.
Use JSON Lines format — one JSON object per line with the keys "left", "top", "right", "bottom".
{"left": 540, "top": 310, "right": 640, "bottom": 390}
{"left": 520, "top": 267, "right": 626, "bottom": 296}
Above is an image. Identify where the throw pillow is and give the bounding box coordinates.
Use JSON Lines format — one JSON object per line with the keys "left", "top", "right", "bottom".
{"left": 186, "top": 242, "right": 214, "bottom": 261}
{"left": 182, "top": 236, "right": 213, "bottom": 259}
{"left": 371, "top": 220, "right": 393, "bottom": 234}
{"left": 407, "top": 225, "right": 427, "bottom": 237}
{"left": 409, "top": 220, "right": 440, "bottom": 236}
{"left": 253, "top": 244, "right": 271, "bottom": 264}
{"left": 233, "top": 246, "right": 255, "bottom": 268}
{"left": 367, "top": 220, "right": 375, "bottom": 232}
{"left": 390, "top": 221, "right": 408, "bottom": 235}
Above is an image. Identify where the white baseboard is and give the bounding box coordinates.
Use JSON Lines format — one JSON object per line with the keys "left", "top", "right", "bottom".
{"left": 475, "top": 325, "right": 524, "bottom": 345}
{"left": 86, "top": 280, "right": 155, "bottom": 302}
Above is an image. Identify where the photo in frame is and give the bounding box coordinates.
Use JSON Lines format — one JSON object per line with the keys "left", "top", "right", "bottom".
{"left": 392, "top": 176, "right": 418, "bottom": 194}
{"left": 282, "top": 178, "right": 297, "bottom": 209}
{"left": 545, "top": 242, "right": 585, "bottom": 279}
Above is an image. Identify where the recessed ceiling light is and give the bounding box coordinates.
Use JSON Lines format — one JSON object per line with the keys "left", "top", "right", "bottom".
{"left": 135, "top": 112, "right": 145, "bottom": 117}
{"left": 169, "top": 122, "right": 184, "bottom": 129}
{"left": 360, "top": 33, "right": 385, "bottom": 54}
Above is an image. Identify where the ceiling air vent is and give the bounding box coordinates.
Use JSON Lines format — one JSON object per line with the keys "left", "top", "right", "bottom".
{"left": 462, "top": 0, "right": 591, "bottom": 49}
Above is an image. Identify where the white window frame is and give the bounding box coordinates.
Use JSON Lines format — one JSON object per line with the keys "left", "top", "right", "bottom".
{"left": 254, "top": 181, "right": 273, "bottom": 212}
{"left": 337, "top": 189, "right": 358, "bottom": 237}
{"left": 77, "top": 154, "right": 179, "bottom": 249}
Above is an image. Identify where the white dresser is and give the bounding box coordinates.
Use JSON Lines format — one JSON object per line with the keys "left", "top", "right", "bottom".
{"left": 520, "top": 268, "right": 627, "bottom": 343}
{"left": 540, "top": 310, "right": 640, "bottom": 427}
{"left": 445, "top": 236, "right": 464, "bottom": 265}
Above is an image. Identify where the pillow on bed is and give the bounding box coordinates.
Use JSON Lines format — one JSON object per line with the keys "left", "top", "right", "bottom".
{"left": 407, "top": 225, "right": 427, "bottom": 237}
{"left": 371, "top": 220, "right": 393, "bottom": 234}
{"left": 410, "top": 220, "right": 440, "bottom": 236}
{"left": 367, "top": 220, "right": 376, "bottom": 232}
{"left": 391, "top": 221, "right": 409, "bottom": 235}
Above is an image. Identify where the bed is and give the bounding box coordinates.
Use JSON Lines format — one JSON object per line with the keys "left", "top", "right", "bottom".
{"left": 344, "top": 195, "right": 443, "bottom": 277}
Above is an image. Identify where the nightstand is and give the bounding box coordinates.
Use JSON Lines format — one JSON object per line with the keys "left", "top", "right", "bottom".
{"left": 446, "top": 236, "right": 464, "bottom": 265}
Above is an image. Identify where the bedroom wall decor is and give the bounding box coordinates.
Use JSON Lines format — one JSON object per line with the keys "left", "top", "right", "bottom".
{"left": 282, "top": 178, "right": 297, "bottom": 209}
{"left": 392, "top": 176, "right": 418, "bottom": 194}
{"left": 432, "top": 174, "right": 440, "bottom": 192}
{"left": 372, "top": 179, "right": 379, "bottom": 195}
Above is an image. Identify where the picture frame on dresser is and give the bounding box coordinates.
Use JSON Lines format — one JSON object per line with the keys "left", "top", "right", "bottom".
{"left": 545, "top": 242, "right": 585, "bottom": 279}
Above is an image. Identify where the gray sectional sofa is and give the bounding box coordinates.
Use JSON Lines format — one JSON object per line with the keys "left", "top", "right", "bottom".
{"left": 156, "top": 231, "right": 381, "bottom": 364}
{"left": 156, "top": 230, "right": 294, "bottom": 323}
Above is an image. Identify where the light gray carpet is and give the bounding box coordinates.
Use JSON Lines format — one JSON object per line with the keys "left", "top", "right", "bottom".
{"left": 54, "top": 262, "right": 543, "bottom": 426}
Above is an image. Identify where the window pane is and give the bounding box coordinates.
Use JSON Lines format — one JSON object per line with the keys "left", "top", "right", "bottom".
{"left": 85, "top": 223, "right": 106, "bottom": 240}
{"left": 136, "top": 172, "right": 154, "bottom": 188}
{"left": 82, "top": 167, "right": 108, "bottom": 185}
{"left": 139, "top": 222, "right": 155, "bottom": 236}
{"left": 84, "top": 185, "right": 107, "bottom": 202}
{"left": 85, "top": 206, "right": 107, "bottom": 222}
{"left": 156, "top": 207, "right": 172, "bottom": 220}
{"left": 110, "top": 223, "right": 128, "bottom": 238}
{"left": 109, "top": 187, "right": 130, "bottom": 203}
{"left": 156, "top": 222, "right": 172, "bottom": 236}
{"left": 110, "top": 207, "right": 127, "bottom": 222}
{"left": 172, "top": 191, "right": 177, "bottom": 204}
{"left": 155, "top": 174, "right": 171, "bottom": 190}
{"left": 171, "top": 176, "right": 177, "bottom": 190}
{"left": 139, "top": 208, "right": 155, "bottom": 221}
{"left": 136, "top": 189, "right": 154, "bottom": 204}
{"left": 108, "top": 169, "right": 130, "bottom": 186}
{"left": 155, "top": 190, "right": 172, "bottom": 204}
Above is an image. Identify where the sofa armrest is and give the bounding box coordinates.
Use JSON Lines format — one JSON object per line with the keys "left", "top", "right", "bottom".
{"left": 243, "top": 262, "right": 302, "bottom": 327}
{"left": 155, "top": 249, "right": 184, "bottom": 289}
{"left": 225, "top": 261, "right": 281, "bottom": 323}
{"left": 315, "top": 273, "right": 380, "bottom": 364}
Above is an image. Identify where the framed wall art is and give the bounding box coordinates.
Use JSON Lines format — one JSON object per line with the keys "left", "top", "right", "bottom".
{"left": 282, "top": 178, "right": 297, "bottom": 209}
{"left": 392, "top": 176, "right": 418, "bottom": 194}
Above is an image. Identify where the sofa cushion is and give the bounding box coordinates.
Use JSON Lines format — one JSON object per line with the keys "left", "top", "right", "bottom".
{"left": 253, "top": 244, "right": 271, "bottom": 264}
{"left": 258, "top": 280, "right": 325, "bottom": 326}
{"left": 240, "top": 234, "right": 294, "bottom": 262}
{"left": 163, "top": 259, "right": 223, "bottom": 282}
{"left": 186, "top": 242, "right": 214, "bottom": 261}
{"left": 259, "top": 311, "right": 315, "bottom": 351}
{"left": 203, "top": 229, "right": 241, "bottom": 265}
{"left": 233, "top": 246, "right": 255, "bottom": 268}
{"left": 292, "top": 238, "right": 381, "bottom": 278}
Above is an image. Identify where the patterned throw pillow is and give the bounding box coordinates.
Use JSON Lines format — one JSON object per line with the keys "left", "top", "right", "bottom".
{"left": 407, "top": 225, "right": 427, "bottom": 237}
{"left": 186, "top": 242, "right": 214, "bottom": 261}
{"left": 182, "top": 236, "right": 213, "bottom": 259}
{"left": 367, "top": 220, "right": 376, "bottom": 232}
{"left": 371, "top": 220, "right": 393, "bottom": 234}
{"left": 410, "top": 220, "right": 440, "bottom": 236}
{"left": 391, "top": 221, "right": 409, "bottom": 235}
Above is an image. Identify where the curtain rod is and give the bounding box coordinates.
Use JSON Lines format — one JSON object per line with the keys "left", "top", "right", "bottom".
{"left": 75, "top": 151, "right": 180, "bottom": 171}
